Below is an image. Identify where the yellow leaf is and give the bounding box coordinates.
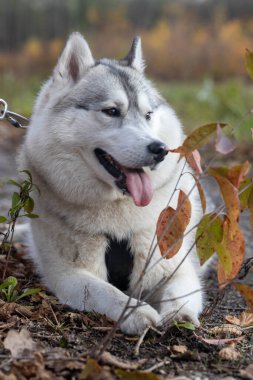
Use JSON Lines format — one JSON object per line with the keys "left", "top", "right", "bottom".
{"left": 196, "top": 213, "right": 223, "bottom": 265}
{"left": 245, "top": 49, "right": 253, "bottom": 80}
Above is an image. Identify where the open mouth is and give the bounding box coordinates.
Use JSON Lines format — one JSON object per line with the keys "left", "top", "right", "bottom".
{"left": 94, "top": 148, "right": 153, "bottom": 207}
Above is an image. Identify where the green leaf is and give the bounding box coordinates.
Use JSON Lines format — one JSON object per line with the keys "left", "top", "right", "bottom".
{"left": 24, "top": 197, "right": 34, "bottom": 213}
{"left": 196, "top": 213, "right": 223, "bottom": 265}
{"left": 22, "top": 213, "right": 39, "bottom": 219}
{"left": 239, "top": 178, "right": 253, "bottom": 210}
{"left": 16, "top": 287, "right": 41, "bottom": 301}
{"left": 6, "top": 179, "right": 21, "bottom": 188}
{"left": 245, "top": 49, "right": 253, "bottom": 80}
{"left": 11, "top": 192, "right": 21, "bottom": 209}
{"left": 0, "top": 216, "right": 7, "bottom": 223}
{"left": 20, "top": 169, "right": 32, "bottom": 183}
{"left": 170, "top": 123, "right": 227, "bottom": 157}
{"left": 0, "top": 276, "right": 17, "bottom": 291}
{"left": 174, "top": 321, "right": 196, "bottom": 331}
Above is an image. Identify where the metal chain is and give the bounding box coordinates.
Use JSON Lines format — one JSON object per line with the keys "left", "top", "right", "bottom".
{"left": 0, "top": 98, "right": 29, "bottom": 129}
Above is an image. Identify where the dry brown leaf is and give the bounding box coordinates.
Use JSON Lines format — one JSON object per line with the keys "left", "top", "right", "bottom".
{"left": 0, "top": 371, "right": 17, "bottom": 380}
{"left": 12, "top": 352, "right": 52, "bottom": 380}
{"left": 171, "top": 345, "right": 188, "bottom": 354}
{"left": 240, "top": 363, "right": 253, "bottom": 380}
{"left": 209, "top": 324, "right": 242, "bottom": 337}
{"left": 225, "top": 315, "right": 241, "bottom": 326}
{"left": 157, "top": 190, "right": 191, "bottom": 259}
{"left": 225, "top": 310, "right": 253, "bottom": 327}
{"left": 239, "top": 310, "right": 253, "bottom": 327}
{"left": 219, "top": 344, "right": 242, "bottom": 361}
{"left": 3, "top": 328, "right": 37, "bottom": 358}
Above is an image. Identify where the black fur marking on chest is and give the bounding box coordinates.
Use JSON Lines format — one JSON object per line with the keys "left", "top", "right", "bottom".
{"left": 105, "top": 236, "right": 134, "bottom": 292}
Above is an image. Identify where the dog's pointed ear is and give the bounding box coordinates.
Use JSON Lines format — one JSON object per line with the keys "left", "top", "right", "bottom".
{"left": 125, "top": 36, "right": 145, "bottom": 73}
{"left": 54, "top": 33, "right": 94, "bottom": 83}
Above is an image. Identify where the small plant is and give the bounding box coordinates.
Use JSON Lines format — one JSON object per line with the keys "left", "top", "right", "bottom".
{"left": 0, "top": 276, "right": 40, "bottom": 303}
{"left": 0, "top": 170, "right": 39, "bottom": 280}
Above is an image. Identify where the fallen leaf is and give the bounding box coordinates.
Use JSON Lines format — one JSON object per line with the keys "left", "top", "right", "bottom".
{"left": 209, "top": 324, "right": 242, "bottom": 337}
{"left": 226, "top": 310, "right": 253, "bottom": 327}
{"left": 0, "top": 371, "right": 18, "bottom": 380}
{"left": 233, "top": 283, "right": 253, "bottom": 312}
{"left": 215, "top": 125, "right": 237, "bottom": 155}
{"left": 11, "top": 352, "right": 52, "bottom": 380}
{"left": 157, "top": 190, "right": 191, "bottom": 259}
{"left": 239, "top": 310, "right": 253, "bottom": 327}
{"left": 225, "top": 315, "right": 241, "bottom": 326}
{"left": 194, "top": 332, "right": 244, "bottom": 345}
{"left": 80, "top": 358, "right": 112, "bottom": 380}
{"left": 240, "top": 363, "right": 253, "bottom": 380}
{"left": 3, "top": 328, "right": 36, "bottom": 358}
{"left": 219, "top": 344, "right": 241, "bottom": 361}
{"left": 171, "top": 345, "right": 188, "bottom": 354}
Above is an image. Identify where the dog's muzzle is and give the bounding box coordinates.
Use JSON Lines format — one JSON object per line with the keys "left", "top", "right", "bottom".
{"left": 147, "top": 141, "right": 168, "bottom": 163}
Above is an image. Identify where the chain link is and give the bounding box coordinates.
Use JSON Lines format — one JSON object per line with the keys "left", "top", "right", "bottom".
{"left": 0, "top": 98, "right": 29, "bottom": 129}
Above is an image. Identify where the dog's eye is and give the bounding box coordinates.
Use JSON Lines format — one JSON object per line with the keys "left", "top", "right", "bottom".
{"left": 102, "top": 108, "right": 121, "bottom": 117}
{"left": 145, "top": 111, "right": 153, "bottom": 121}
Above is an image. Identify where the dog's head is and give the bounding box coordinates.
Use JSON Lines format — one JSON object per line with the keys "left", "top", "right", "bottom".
{"left": 28, "top": 33, "right": 184, "bottom": 207}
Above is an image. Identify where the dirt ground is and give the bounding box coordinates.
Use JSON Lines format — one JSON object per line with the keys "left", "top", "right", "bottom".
{"left": 0, "top": 124, "right": 252, "bottom": 380}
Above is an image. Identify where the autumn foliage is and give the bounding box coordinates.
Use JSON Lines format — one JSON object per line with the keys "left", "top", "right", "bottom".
{"left": 155, "top": 49, "right": 253, "bottom": 311}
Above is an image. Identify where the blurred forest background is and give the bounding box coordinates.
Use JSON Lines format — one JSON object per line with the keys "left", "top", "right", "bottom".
{"left": 1, "top": 0, "right": 253, "bottom": 139}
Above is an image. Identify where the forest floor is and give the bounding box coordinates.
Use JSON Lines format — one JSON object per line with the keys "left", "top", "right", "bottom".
{"left": 0, "top": 125, "right": 252, "bottom": 380}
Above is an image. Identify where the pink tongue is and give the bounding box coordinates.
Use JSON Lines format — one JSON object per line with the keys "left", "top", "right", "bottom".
{"left": 125, "top": 170, "right": 153, "bottom": 207}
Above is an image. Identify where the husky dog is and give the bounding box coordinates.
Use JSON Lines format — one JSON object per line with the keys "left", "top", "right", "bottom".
{"left": 20, "top": 33, "right": 203, "bottom": 335}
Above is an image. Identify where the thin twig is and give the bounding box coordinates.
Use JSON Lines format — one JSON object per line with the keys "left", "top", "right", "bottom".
{"left": 134, "top": 327, "right": 149, "bottom": 356}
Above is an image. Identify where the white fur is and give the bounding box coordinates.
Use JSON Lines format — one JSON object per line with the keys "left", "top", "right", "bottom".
{"left": 19, "top": 33, "right": 204, "bottom": 335}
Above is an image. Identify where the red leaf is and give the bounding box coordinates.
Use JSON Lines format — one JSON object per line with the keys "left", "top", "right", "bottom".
{"left": 157, "top": 190, "right": 191, "bottom": 259}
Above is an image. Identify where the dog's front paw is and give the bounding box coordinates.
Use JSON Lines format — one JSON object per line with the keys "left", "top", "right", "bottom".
{"left": 161, "top": 304, "right": 200, "bottom": 327}
{"left": 119, "top": 302, "right": 161, "bottom": 335}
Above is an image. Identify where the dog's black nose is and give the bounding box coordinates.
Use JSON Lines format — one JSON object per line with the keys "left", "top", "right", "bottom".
{"left": 147, "top": 141, "right": 168, "bottom": 163}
